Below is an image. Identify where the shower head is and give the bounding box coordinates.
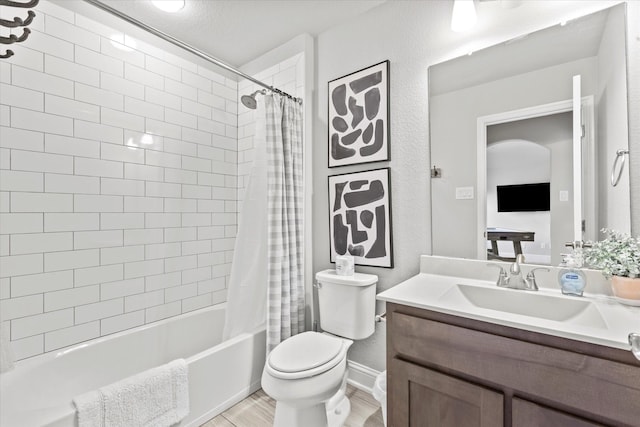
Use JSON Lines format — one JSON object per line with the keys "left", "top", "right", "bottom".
{"left": 241, "top": 94, "right": 257, "bottom": 110}
{"left": 241, "top": 90, "right": 265, "bottom": 109}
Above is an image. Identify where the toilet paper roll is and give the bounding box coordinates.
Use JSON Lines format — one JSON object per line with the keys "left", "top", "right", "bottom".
{"left": 335, "top": 255, "right": 355, "bottom": 276}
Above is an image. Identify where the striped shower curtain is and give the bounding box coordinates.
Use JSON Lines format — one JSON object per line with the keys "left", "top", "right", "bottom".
{"left": 264, "top": 94, "right": 305, "bottom": 353}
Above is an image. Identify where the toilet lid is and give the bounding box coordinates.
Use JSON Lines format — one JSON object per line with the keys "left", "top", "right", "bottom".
{"left": 268, "top": 332, "right": 344, "bottom": 374}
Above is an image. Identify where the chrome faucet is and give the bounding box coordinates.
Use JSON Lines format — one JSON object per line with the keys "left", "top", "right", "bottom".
{"left": 488, "top": 255, "right": 541, "bottom": 291}
{"left": 505, "top": 254, "right": 528, "bottom": 290}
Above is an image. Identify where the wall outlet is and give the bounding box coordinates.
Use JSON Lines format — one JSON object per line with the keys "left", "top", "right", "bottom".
{"left": 455, "top": 186, "right": 474, "bottom": 200}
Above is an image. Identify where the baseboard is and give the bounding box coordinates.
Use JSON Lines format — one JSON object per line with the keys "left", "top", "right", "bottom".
{"left": 346, "top": 359, "right": 382, "bottom": 394}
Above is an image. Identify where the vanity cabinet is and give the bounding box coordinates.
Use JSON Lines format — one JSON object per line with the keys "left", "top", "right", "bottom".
{"left": 391, "top": 358, "right": 503, "bottom": 426}
{"left": 512, "top": 398, "right": 604, "bottom": 427}
{"left": 386, "top": 303, "right": 640, "bottom": 427}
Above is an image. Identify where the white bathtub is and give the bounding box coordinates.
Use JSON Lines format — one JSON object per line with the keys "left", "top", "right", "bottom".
{"left": 0, "top": 304, "right": 266, "bottom": 427}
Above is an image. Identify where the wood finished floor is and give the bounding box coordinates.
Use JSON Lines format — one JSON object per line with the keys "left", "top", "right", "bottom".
{"left": 201, "top": 385, "right": 385, "bottom": 427}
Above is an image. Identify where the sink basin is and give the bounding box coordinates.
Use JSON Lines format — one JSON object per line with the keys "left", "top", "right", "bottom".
{"left": 439, "top": 284, "right": 608, "bottom": 329}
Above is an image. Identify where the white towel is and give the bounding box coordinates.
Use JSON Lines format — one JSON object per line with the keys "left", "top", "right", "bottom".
{"left": 74, "top": 359, "right": 189, "bottom": 427}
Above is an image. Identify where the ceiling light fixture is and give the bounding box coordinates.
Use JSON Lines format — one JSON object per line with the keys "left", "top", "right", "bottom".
{"left": 451, "top": 0, "right": 477, "bottom": 33}
{"left": 151, "top": 0, "right": 185, "bottom": 13}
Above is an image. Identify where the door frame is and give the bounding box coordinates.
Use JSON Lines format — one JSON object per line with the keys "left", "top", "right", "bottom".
{"left": 476, "top": 96, "right": 596, "bottom": 260}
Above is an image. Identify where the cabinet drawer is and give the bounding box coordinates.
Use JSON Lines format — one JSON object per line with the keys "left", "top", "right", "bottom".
{"left": 388, "top": 309, "right": 640, "bottom": 425}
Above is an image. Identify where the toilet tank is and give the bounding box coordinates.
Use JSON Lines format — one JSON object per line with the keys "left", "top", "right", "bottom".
{"left": 315, "top": 269, "right": 378, "bottom": 340}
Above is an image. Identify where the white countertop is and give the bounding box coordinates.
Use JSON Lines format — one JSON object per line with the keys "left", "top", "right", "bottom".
{"left": 377, "top": 271, "right": 640, "bottom": 352}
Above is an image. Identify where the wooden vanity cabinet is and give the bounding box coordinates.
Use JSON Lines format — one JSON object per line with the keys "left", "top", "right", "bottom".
{"left": 386, "top": 303, "right": 640, "bottom": 427}
{"left": 391, "top": 358, "right": 503, "bottom": 426}
{"left": 512, "top": 398, "right": 604, "bottom": 427}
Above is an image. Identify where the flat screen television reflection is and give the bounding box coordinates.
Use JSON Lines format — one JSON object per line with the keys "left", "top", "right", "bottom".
{"left": 496, "top": 182, "right": 551, "bottom": 212}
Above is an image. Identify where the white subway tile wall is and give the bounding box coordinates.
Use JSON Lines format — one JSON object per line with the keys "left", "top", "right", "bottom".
{"left": 0, "top": 0, "right": 240, "bottom": 361}
{"left": 0, "top": 0, "right": 305, "bottom": 362}
{"left": 236, "top": 51, "right": 304, "bottom": 216}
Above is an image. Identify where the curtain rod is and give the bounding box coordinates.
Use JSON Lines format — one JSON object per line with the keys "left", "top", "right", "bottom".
{"left": 83, "top": 0, "right": 300, "bottom": 101}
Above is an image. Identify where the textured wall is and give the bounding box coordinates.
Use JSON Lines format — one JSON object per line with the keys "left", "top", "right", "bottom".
{"left": 0, "top": 0, "right": 238, "bottom": 361}
{"left": 314, "top": 0, "right": 635, "bottom": 372}
{"left": 315, "top": 1, "right": 435, "bottom": 373}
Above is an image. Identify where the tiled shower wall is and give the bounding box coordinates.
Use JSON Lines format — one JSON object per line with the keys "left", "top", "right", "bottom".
{"left": 0, "top": 1, "right": 239, "bottom": 361}
{"left": 236, "top": 53, "right": 305, "bottom": 210}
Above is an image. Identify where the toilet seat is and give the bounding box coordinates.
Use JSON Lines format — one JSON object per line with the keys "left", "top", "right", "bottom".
{"left": 266, "top": 332, "right": 348, "bottom": 380}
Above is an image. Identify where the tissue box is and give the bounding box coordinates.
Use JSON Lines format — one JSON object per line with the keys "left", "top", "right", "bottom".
{"left": 335, "top": 255, "right": 354, "bottom": 276}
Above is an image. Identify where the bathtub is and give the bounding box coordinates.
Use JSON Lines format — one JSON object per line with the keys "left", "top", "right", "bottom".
{"left": 0, "top": 303, "right": 266, "bottom": 427}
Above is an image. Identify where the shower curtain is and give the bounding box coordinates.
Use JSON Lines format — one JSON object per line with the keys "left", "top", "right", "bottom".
{"left": 223, "top": 94, "right": 305, "bottom": 354}
{"left": 222, "top": 98, "right": 268, "bottom": 340}
{"left": 265, "top": 94, "right": 305, "bottom": 353}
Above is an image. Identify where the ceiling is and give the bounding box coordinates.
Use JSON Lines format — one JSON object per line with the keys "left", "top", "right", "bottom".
{"left": 97, "top": 0, "right": 386, "bottom": 67}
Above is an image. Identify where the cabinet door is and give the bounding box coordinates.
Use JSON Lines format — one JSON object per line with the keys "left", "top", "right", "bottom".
{"left": 513, "top": 398, "right": 606, "bottom": 427}
{"left": 389, "top": 358, "right": 503, "bottom": 427}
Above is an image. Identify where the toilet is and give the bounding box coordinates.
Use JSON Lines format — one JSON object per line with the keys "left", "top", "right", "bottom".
{"left": 261, "top": 269, "right": 378, "bottom": 427}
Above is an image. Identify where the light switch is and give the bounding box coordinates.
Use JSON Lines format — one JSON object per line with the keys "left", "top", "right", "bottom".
{"left": 559, "top": 190, "right": 569, "bottom": 202}
{"left": 455, "top": 186, "right": 474, "bottom": 200}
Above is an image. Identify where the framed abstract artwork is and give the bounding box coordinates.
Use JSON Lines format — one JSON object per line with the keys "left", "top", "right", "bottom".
{"left": 328, "top": 168, "right": 393, "bottom": 268}
{"left": 328, "top": 60, "right": 390, "bottom": 167}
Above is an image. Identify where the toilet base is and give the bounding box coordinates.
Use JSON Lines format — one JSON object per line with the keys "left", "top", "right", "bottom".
{"left": 273, "top": 401, "right": 328, "bottom": 427}
{"left": 272, "top": 376, "right": 351, "bottom": 427}
{"left": 326, "top": 394, "right": 350, "bottom": 427}
{"left": 325, "top": 372, "right": 350, "bottom": 426}
{"left": 272, "top": 393, "right": 351, "bottom": 427}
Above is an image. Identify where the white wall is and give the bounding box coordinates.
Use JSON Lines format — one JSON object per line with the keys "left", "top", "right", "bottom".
{"left": 597, "top": 4, "right": 630, "bottom": 235}
{"left": 314, "top": 0, "right": 626, "bottom": 372}
{"left": 0, "top": 0, "right": 238, "bottom": 360}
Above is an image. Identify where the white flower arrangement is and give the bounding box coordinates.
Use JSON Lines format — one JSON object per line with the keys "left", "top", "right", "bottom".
{"left": 584, "top": 229, "right": 640, "bottom": 279}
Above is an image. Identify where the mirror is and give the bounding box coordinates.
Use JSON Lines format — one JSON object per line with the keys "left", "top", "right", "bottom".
{"left": 429, "top": 4, "right": 631, "bottom": 265}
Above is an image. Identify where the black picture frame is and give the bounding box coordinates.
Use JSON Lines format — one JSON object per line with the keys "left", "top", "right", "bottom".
{"left": 328, "top": 60, "right": 390, "bottom": 167}
{"left": 328, "top": 167, "right": 393, "bottom": 268}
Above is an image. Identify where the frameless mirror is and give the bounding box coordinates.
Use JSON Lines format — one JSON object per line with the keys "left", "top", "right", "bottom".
{"left": 429, "top": 4, "right": 631, "bottom": 266}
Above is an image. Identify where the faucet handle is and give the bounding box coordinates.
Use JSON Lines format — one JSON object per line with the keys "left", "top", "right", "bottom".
{"left": 565, "top": 241, "right": 593, "bottom": 249}
{"left": 525, "top": 267, "right": 550, "bottom": 291}
{"left": 527, "top": 267, "right": 550, "bottom": 277}
{"left": 511, "top": 254, "right": 525, "bottom": 275}
{"left": 487, "top": 264, "right": 508, "bottom": 287}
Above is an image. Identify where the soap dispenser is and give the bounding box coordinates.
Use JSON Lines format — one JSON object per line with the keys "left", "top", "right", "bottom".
{"left": 558, "top": 251, "right": 587, "bottom": 297}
